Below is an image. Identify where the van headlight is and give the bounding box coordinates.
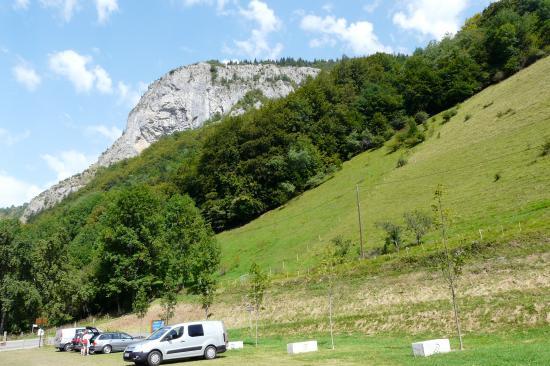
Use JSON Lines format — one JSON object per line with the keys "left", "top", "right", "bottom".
{"left": 131, "top": 344, "right": 143, "bottom": 353}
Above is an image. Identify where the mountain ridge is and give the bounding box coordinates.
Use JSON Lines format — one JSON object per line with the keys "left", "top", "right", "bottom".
{"left": 20, "top": 62, "right": 319, "bottom": 222}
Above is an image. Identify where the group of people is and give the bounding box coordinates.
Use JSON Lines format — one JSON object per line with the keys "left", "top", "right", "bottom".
{"left": 80, "top": 329, "right": 92, "bottom": 356}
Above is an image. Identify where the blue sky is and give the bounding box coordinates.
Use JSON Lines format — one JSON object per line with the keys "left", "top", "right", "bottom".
{"left": 0, "top": 0, "right": 492, "bottom": 208}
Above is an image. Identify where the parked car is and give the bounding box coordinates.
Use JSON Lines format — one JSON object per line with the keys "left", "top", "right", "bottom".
{"left": 123, "top": 321, "right": 228, "bottom": 366}
{"left": 71, "top": 327, "right": 101, "bottom": 352}
{"left": 54, "top": 326, "right": 100, "bottom": 351}
{"left": 90, "top": 332, "right": 143, "bottom": 354}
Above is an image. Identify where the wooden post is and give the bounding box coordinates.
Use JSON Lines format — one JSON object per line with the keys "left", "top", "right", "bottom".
{"left": 356, "top": 185, "right": 366, "bottom": 259}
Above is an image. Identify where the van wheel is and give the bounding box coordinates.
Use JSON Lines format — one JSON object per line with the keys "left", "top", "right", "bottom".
{"left": 147, "top": 350, "right": 162, "bottom": 366}
{"left": 103, "top": 345, "right": 112, "bottom": 354}
{"left": 204, "top": 345, "right": 217, "bottom": 360}
{"left": 63, "top": 343, "right": 72, "bottom": 352}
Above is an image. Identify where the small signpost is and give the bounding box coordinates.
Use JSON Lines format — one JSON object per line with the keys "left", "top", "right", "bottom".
{"left": 151, "top": 320, "right": 165, "bottom": 333}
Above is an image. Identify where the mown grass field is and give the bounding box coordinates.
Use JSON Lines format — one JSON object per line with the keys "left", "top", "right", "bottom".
{"left": 217, "top": 56, "right": 550, "bottom": 279}
{"left": 2, "top": 328, "right": 548, "bottom": 366}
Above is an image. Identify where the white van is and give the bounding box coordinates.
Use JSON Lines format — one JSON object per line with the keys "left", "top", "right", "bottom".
{"left": 54, "top": 327, "right": 84, "bottom": 351}
{"left": 123, "top": 321, "right": 227, "bottom": 366}
{"left": 54, "top": 326, "right": 100, "bottom": 351}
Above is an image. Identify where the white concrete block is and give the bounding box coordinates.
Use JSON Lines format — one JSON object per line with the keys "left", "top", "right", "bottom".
{"left": 227, "top": 341, "right": 244, "bottom": 350}
{"left": 287, "top": 340, "right": 318, "bottom": 355}
{"left": 411, "top": 338, "right": 451, "bottom": 357}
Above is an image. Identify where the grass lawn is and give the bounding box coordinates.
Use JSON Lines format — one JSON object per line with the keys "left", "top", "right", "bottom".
{"left": 1, "top": 328, "right": 548, "bottom": 366}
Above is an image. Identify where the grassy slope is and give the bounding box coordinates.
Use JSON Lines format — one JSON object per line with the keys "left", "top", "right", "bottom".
{"left": 217, "top": 56, "right": 550, "bottom": 279}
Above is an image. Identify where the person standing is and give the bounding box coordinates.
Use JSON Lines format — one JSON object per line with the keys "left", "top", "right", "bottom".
{"left": 83, "top": 330, "right": 92, "bottom": 356}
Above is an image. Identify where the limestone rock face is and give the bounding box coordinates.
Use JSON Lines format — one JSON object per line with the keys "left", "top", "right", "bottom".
{"left": 21, "top": 62, "right": 320, "bottom": 222}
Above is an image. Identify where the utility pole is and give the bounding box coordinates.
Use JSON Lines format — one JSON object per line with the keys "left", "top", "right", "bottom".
{"left": 356, "top": 185, "right": 365, "bottom": 259}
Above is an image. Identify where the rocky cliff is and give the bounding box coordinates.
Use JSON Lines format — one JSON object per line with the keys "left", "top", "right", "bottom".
{"left": 21, "top": 62, "right": 320, "bottom": 222}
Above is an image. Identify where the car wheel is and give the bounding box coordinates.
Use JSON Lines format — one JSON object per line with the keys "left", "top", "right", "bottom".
{"left": 204, "top": 345, "right": 217, "bottom": 360}
{"left": 147, "top": 350, "right": 162, "bottom": 366}
{"left": 103, "top": 345, "right": 112, "bottom": 354}
{"left": 63, "top": 343, "right": 72, "bottom": 352}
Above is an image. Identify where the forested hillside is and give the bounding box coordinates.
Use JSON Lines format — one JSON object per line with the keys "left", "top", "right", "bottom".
{"left": 1, "top": 0, "right": 549, "bottom": 334}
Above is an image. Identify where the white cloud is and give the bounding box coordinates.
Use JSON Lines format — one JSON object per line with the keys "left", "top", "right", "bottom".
{"left": 39, "top": 0, "right": 79, "bottom": 22}
{"left": 48, "top": 50, "right": 112, "bottom": 94}
{"left": 300, "top": 14, "right": 391, "bottom": 55}
{"left": 392, "top": 0, "right": 469, "bottom": 40}
{"left": 13, "top": 0, "right": 30, "bottom": 10}
{"left": 0, "top": 172, "right": 42, "bottom": 207}
{"left": 231, "top": 0, "right": 283, "bottom": 59}
{"left": 182, "top": 0, "right": 229, "bottom": 12}
{"left": 117, "top": 81, "right": 147, "bottom": 108}
{"left": 86, "top": 124, "right": 122, "bottom": 142}
{"left": 12, "top": 62, "right": 41, "bottom": 91}
{"left": 322, "top": 3, "right": 333, "bottom": 13}
{"left": 95, "top": 0, "right": 118, "bottom": 24}
{"left": 42, "top": 150, "right": 95, "bottom": 182}
{"left": 363, "top": 0, "right": 381, "bottom": 13}
{"left": 0, "top": 128, "right": 31, "bottom": 146}
{"left": 93, "top": 65, "right": 113, "bottom": 93}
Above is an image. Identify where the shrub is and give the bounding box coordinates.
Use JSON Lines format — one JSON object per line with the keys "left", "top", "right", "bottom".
{"left": 396, "top": 156, "right": 408, "bottom": 168}
{"left": 497, "top": 108, "right": 515, "bottom": 118}
{"left": 494, "top": 172, "right": 501, "bottom": 182}
{"left": 464, "top": 114, "right": 472, "bottom": 122}
{"left": 442, "top": 108, "right": 458, "bottom": 123}
{"left": 541, "top": 140, "right": 550, "bottom": 157}
{"left": 414, "top": 111, "right": 429, "bottom": 125}
{"left": 390, "top": 114, "right": 409, "bottom": 130}
{"left": 330, "top": 236, "right": 354, "bottom": 263}
{"left": 376, "top": 221, "right": 404, "bottom": 254}
{"left": 403, "top": 210, "right": 433, "bottom": 246}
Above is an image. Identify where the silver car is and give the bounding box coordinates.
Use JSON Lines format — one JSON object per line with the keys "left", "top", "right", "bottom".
{"left": 90, "top": 332, "right": 142, "bottom": 354}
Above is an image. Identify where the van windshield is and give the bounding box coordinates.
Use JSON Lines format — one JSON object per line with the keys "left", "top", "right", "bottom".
{"left": 147, "top": 327, "right": 170, "bottom": 340}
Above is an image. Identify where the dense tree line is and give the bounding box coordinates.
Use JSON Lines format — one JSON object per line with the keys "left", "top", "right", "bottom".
{"left": 0, "top": 0, "right": 548, "bottom": 332}
{"left": 0, "top": 187, "right": 218, "bottom": 333}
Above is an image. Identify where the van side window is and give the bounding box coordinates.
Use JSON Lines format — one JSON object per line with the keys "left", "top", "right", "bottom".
{"left": 188, "top": 324, "right": 204, "bottom": 337}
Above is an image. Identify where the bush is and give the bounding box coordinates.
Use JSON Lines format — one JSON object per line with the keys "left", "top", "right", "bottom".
{"left": 390, "top": 114, "right": 409, "bottom": 130}
{"left": 442, "top": 108, "right": 458, "bottom": 123}
{"left": 330, "top": 236, "right": 354, "bottom": 263}
{"left": 376, "top": 221, "right": 404, "bottom": 254}
{"left": 414, "top": 111, "right": 429, "bottom": 125}
{"left": 396, "top": 156, "right": 408, "bottom": 168}
{"left": 494, "top": 172, "right": 501, "bottom": 182}
{"left": 541, "top": 140, "right": 550, "bottom": 157}
{"left": 464, "top": 114, "right": 472, "bottom": 122}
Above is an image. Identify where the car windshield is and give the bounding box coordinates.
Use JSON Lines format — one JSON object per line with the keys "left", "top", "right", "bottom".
{"left": 147, "top": 327, "right": 171, "bottom": 340}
